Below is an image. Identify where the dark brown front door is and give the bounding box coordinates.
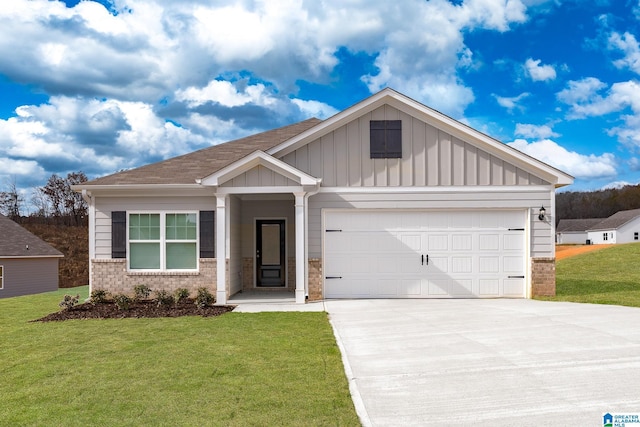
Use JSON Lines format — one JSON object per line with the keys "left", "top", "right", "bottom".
{"left": 256, "top": 219, "right": 285, "bottom": 287}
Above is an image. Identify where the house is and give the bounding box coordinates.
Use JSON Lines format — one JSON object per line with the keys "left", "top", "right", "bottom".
{"left": 0, "top": 214, "right": 64, "bottom": 298}
{"left": 74, "top": 88, "right": 573, "bottom": 303}
{"left": 556, "top": 218, "right": 605, "bottom": 244}
{"left": 586, "top": 208, "right": 640, "bottom": 244}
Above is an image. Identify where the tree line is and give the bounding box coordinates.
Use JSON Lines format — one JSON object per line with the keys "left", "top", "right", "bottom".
{"left": 0, "top": 172, "right": 88, "bottom": 225}
{"left": 556, "top": 184, "right": 640, "bottom": 222}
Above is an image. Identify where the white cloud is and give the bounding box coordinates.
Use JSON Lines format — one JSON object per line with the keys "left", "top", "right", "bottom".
{"left": 494, "top": 92, "right": 530, "bottom": 112}
{"left": 609, "top": 31, "right": 640, "bottom": 75}
{"left": 524, "top": 58, "right": 556, "bottom": 81}
{"left": 514, "top": 123, "right": 560, "bottom": 139}
{"left": 508, "top": 139, "right": 617, "bottom": 179}
{"left": 291, "top": 99, "right": 339, "bottom": 119}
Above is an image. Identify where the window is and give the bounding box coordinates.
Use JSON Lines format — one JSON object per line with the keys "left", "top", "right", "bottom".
{"left": 0, "top": 265, "right": 3, "bottom": 289}
{"left": 635, "top": 232, "right": 638, "bottom": 241}
{"left": 129, "top": 213, "right": 197, "bottom": 270}
{"left": 603, "top": 233, "right": 608, "bottom": 241}
{"left": 370, "top": 120, "right": 402, "bottom": 158}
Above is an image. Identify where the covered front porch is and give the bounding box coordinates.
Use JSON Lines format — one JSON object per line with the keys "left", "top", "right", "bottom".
{"left": 199, "top": 150, "right": 322, "bottom": 305}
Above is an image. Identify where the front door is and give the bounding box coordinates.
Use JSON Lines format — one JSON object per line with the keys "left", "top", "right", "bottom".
{"left": 256, "top": 219, "right": 286, "bottom": 287}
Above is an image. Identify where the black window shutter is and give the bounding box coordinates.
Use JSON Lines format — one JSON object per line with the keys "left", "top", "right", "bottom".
{"left": 370, "top": 120, "right": 387, "bottom": 158}
{"left": 200, "top": 211, "right": 215, "bottom": 258}
{"left": 386, "top": 120, "right": 402, "bottom": 158}
{"left": 112, "top": 211, "right": 126, "bottom": 259}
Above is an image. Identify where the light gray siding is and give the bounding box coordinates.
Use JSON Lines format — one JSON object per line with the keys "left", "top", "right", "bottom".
{"left": 280, "top": 105, "right": 548, "bottom": 187}
{"left": 94, "top": 196, "right": 216, "bottom": 259}
{"left": 307, "top": 189, "right": 553, "bottom": 259}
{"left": 221, "top": 165, "right": 299, "bottom": 187}
{"left": 0, "top": 258, "right": 59, "bottom": 298}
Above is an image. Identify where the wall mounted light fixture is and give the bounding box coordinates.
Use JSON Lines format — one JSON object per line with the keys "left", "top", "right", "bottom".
{"left": 538, "top": 206, "right": 546, "bottom": 221}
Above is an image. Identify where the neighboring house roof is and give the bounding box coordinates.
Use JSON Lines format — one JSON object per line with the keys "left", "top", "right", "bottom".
{"left": 556, "top": 218, "right": 606, "bottom": 233}
{"left": 0, "top": 215, "right": 64, "bottom": 258}
{"left": 587, "top": 208, "right": 640, "bottom": 231}
{"left": 83, "top": 118, "right": 321, "bottom": 186}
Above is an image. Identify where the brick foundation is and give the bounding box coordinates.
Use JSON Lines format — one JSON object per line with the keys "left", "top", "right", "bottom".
{"left": 91, "top": 258, "right": 216, "bottom": 296}
{"left": 531, "top": 257, "right": 556, "bottom": 296}
{"left": 308, "top": 258, "right": 322, "bottom": 301}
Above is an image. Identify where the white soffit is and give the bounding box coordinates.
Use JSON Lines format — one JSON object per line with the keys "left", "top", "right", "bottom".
{"left": 269, "top": 88, "right": 574, "bottom": 187}
{"left": 199, "top": 150, "right": 321, "bottom": 187}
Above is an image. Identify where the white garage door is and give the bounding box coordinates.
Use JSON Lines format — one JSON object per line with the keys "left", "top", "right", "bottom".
{"left": 324, "top": 210, "right": 527, "bottom": 298}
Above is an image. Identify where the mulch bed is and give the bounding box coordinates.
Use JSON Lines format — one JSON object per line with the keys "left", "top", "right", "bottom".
{"left": 34, "top": 300, "right": 236, "bottom": 322}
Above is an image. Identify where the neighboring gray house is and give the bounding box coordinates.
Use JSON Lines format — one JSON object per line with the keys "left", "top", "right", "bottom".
{"left": 74, "top": 88, "right": 573, "bottom": 302}
{"left": 586, "top": 208, "right": 640, "bottom": 244}
{"left": 0, "top": 214, "right": 63, "bottom": 298}
{"left": 556, "top": 218, "right": 605, "bottom": 244}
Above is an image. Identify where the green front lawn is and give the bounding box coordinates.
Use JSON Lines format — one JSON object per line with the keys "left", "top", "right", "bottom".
{"left": 0, "top": 287, "right": 359, "bottom": 426}
{"left": 537, "top": 242, "right": 640, "bottom": 307}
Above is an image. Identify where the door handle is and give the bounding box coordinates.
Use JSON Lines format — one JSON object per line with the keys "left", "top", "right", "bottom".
{"left": 421, "top": 254, "right": 424, "bottom": 265}
{"left": 426, "top": 254, "right": 429, "bottom": 266}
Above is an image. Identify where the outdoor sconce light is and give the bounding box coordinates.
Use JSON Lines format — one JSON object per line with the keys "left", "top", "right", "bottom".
{"left": 538, "top": 206, "right": 546, "bottom": 221}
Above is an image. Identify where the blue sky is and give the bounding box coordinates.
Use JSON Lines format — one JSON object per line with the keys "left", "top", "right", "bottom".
{"left": 2, "top": 0, "right": 640, "bottom": 208}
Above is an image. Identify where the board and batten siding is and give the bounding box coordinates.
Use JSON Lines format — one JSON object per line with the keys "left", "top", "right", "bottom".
{"left": 94, "top": 196, "right": 216, "bottom": 259}
{"left": 0, "top": 258, "right": 59, "bottom": 298}
{"left": 307, "top": 189, "right": 553, "bottom": 259}
{"left": 221, "top": 165, "right": 299, "bottom": 188}
{"left": 280, "top": 105, "right": 548, "bottom": 188}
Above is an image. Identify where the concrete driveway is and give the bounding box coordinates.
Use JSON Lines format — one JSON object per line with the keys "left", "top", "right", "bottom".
{"left": 325, "top": 299, "right": 640, "bottom": 426}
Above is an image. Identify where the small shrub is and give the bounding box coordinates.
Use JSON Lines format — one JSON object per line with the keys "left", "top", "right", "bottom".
{"left": 155, "top": 289, "right": 175, "bottom": 307}
{"left": 59, "top": 294, "right": 80, "bottom": 311}
{"left": 133, "top": 284, "right": 152, "bottom": 301}
{"left": 90, "top": 289, "right": 109, "bottom": 304}
{"left": 113, "top": 294, "right": 132, "bottom": 311}
{"left": 175, "top": 288, "right": 190, "bottom": 304}
{"left": 195, "top": 287, "right": 214, "bottom": 309}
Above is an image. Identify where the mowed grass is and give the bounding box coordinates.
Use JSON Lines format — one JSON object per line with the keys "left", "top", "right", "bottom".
{"left": 537, "top": 242, "right": 640, "bottom": 307}
{"left": 0, "top": 287, "right": 359, "bottom": 426}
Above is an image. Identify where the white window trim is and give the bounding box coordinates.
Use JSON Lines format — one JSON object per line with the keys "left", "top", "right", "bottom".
{"left": 127, "top": 211, "right": 199, "bottom": 272}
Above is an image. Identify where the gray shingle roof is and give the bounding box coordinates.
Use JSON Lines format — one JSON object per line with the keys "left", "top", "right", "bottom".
{"left": 587, "top": 208, "right": 640, "bottom": 231}
{"left": 0, "top": 215, "right": 64, "bottom": 258}
{"left": 556, "top": 218, "right": 606, "bottom": 232}
{"left": 84, "top": 118, "right": 322, "bottom": 186}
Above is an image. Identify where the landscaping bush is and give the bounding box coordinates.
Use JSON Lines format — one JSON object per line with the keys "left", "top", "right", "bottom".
{"left": 155, "top": 289, "right": 175, "bottom": 307}
{"left": 175, "top": 288, "right": 190, "bottom": 304}
{"left": 195, "top": 287, "right": 214, "bottom": 309}
{"left": 59, "top": 294, "right": 80, "bottom": 310}
{"left": 112, "top": 294, "right": 132, "bottom": 311}
{"left": 90, "top": 289, "right": 109, "bottom": 304}
{"left": 133, "top": 284, "right": 152, "bottom": 301}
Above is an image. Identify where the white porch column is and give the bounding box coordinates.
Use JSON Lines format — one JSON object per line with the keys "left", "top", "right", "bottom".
{"left": 215, "top": 195, "right": 227, "bottom": 305}
{"left": 294, "top": 192, "right": 306, "bottom": 303}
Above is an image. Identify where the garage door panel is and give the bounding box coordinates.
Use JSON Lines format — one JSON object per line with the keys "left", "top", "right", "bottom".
{"left": 504, "top": 278, "right": 525, "bottom": 296}
{"left": 479, "top": 234, "right": 500, "bottom": 250}
{"left": 427, "top": 235, "right": 448, "bottom": 251}
{"left": 451, "top": 234, "right": 473, "bottom": 251}
{"left": 449, "top": 279, "right": 473, "bottom": 297}
{"left": 324, "top": 210, "right": 526, "bottom": 299}
{"left": 479, "top": 278, "right": 500, "bottom": 296}
{"left": 479, "top": 256, "right": 499, "bottom": 273}
{"left": 451, "top": 257, "right": 473, "bottom": 273}
{"left": 428, "top": 279, "right": 449, "bottom": 296}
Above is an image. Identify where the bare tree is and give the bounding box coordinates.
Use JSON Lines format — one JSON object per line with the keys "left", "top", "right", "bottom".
{"left": 41, "top": 172, "right": 88, "bottom": 225}
{"left": 0, "top": 177, "right": 22, "bottom": 220}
